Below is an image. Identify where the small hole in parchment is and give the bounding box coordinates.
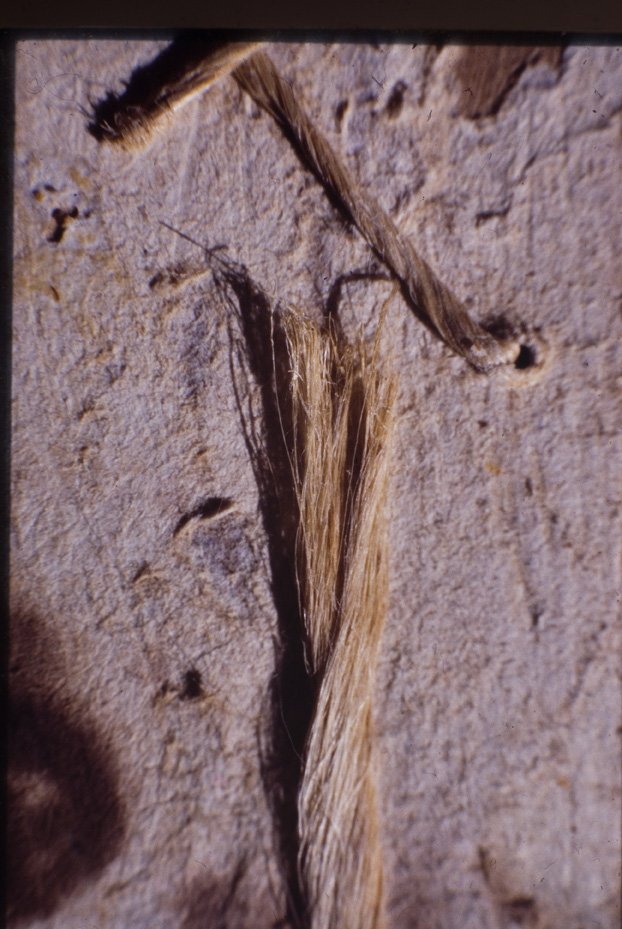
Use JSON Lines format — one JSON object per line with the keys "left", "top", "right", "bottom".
{"left": 530, "top": 606, "right": 542, "bottom": 629}
{"left": 180, "top": 669, "right": 203, "bottom": 701}
{"left": 386, "top": 80, "right": 407, "bottom": 117}
{"left": 514, "top": 344, "right": 536, "bottom": 369}
{"left": 334, "top": 99, "right": 348, "bottom": 127}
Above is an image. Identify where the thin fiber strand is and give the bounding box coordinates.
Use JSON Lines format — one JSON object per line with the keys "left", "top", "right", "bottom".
{"left": 235, "top": 51, "right": 519, "bottom": 372}
{"left": 91, "top": 42, "right": 520, "bottom": 371}
{"left": 88, "top": 41, "right": 260, "bottom": 148}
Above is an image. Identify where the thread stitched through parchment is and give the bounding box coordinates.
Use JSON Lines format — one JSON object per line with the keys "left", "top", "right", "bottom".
{"left": 233, "top": 50, "right": 519, "bottom": 372}
{"left": 282, "top": 310, "right": 396, "bottom": 929}
{"left": 88, "top": 41, "right": 520, "bottom": 372}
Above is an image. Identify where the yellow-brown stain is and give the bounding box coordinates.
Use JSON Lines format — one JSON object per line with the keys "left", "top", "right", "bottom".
{"left": 69, "top": 164, "right": 92, "bottom": 190}
{"left": 485, "top": 460, "right": 502, "bottom": 476}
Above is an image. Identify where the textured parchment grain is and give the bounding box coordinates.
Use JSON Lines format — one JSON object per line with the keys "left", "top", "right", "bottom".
{"left": 10, "top": 40, "right": 622, "bottom": 929}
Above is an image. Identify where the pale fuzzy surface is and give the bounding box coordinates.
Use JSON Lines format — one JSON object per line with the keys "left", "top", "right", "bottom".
{"left": 11, "top": 40, "right": 622, "bottom": 929}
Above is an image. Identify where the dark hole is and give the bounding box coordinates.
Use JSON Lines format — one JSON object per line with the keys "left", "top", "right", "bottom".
{"left": 386, "top": 80, "right": 407, "bottom": 117}
{"left": 335, "top": 99, "right": 348, "bottom": 125}
{"left": 515, "top": 344, "right": 536, "bottom": 369}
{"left": 180, "top": 669, "right": 203, "bottom": 700}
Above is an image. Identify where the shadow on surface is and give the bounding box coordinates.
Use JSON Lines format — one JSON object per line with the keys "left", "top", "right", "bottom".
{"left": 215, "top": 258, "right": 314, "bottom": 927}
{"left": 8, "top": 609, "right": 126, "bottom": 924}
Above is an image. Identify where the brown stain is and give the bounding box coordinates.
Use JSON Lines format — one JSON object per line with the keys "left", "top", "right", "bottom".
{"left": 69, "top": 164, "right": 92, "bottom": 190}
{"left": 48, "top": 205, "right": 79, "bottom": 244}
{"left": 478, "top": 847, "right": 540, "bottom": 928}
{"left": 8, "top": 608, "right": 126, "bottom": 923}
{"left": 455, "top": 46, "right": 563, "bottom": 119}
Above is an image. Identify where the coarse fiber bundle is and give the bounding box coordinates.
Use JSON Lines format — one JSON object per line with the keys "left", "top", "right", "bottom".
{"left": 282, "top": 311, "right": 397, "bottom": 929}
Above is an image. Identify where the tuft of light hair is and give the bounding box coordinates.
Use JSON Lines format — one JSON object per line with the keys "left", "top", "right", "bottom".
{"left": 88, "top": 42, "right": 259, "bottom": 150}
{"left": 282, "top": 310, "right": 397, "bottom": 929}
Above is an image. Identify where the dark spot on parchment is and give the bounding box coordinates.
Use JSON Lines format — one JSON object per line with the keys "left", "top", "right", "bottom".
{"left": 334, "top": 98, "right": 348, "bottom": 128}
{"left": 180, "top": 668, "right": 203, "bottom": 700}
{"left": 47, "top": 205, "right": 79, "bottom": 244}
{"left": 385, "top": 80, "right": 407, "bottom": 118}
{"left": 174, "top": 497, "right": 234, "bottom": 535}
{"left": 105, "top": 361, "right": 126, "bottom": 385}
{"left": 475, "top": 200, "right": 512, "bottom": 225}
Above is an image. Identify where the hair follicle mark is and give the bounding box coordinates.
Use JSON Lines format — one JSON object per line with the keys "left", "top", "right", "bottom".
{"left": 173, "top": 496, "right": 233, "bottom": 536}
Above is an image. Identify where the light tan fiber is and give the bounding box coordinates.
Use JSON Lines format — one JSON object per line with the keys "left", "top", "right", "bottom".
{"left": 282, "top": 312, "right": 397, "bottom": 929}
{"left": 88, "top": 41, "right": 260, "bottom": 148}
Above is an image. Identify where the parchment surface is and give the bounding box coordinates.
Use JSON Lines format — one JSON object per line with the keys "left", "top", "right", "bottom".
{"left": 10, "top": 40, "right": 622, "bottom": 928}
